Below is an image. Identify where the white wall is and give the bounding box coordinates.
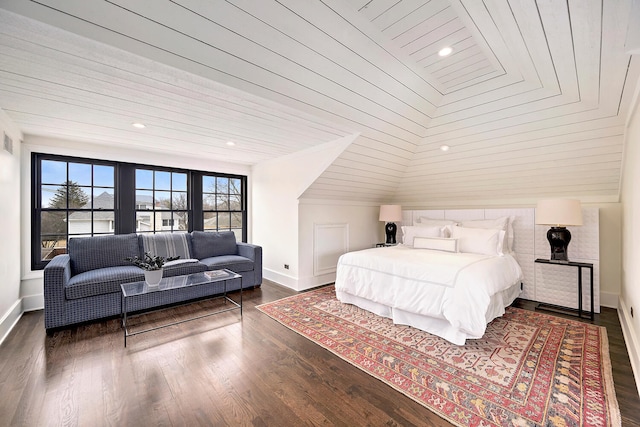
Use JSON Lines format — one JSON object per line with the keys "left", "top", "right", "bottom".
{"left": 19, "top": 135, "right": 251, "bottom": 311}
{"left": 298, "top": 200, "right": 381, "bottom": 291}
{"left": 620, "top": 88, "right": 640, "bottom": 394}
{"left": 597, "top": 203, "right": 622, "bottom": 308}
{"left": 252, "top": 134, "right": 357, "bottom": 290}
{"left": 251, "top": 163, "right": 299, "bottom": 288}
{"left": 0, "top": 109, "right": 23, "bottom": 344}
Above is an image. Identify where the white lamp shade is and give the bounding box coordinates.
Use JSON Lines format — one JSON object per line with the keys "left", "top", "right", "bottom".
{"left": 379, "top": 205, "right": 402, "bottom": 222}
{"left": 535, "top": 199, "right": 583, "bottom": 226}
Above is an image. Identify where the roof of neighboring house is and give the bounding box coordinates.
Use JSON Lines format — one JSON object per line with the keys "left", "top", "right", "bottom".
{"left": 68, "top": 191, "right": 115, "bottom": 221}
{"left": 68, "top": 192, "right": 180, "bottom": 221}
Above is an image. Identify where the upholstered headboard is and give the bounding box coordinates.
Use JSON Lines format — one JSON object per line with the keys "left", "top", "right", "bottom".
{"left": 400, "top": 207, "right": 600, "bottom": 312}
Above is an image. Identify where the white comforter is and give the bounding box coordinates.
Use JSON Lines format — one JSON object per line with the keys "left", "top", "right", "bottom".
{"left": 335, "top": 245, "right": 523, "bottom": 344}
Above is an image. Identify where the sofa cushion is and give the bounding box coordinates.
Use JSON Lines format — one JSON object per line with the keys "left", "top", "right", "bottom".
{"left": 66, "top": 265, "right": 144, "bottom": 299}
{"left": 69, "top": 233, "right": 140, "bottom": 275}
{"left": 163, "top": 259, "right": 207, "bottom": 276}
{"left": 200, "top": 255, "right": 254, "bottom": 273}
{"left": 139, "top": 233, "right": 193, "bottom": 260}
{"left": 191, "top": 231, "right": 237, "bottom": 259}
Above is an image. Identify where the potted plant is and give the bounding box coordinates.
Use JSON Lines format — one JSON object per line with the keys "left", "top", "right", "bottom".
{"left": 125, "top": 252, "right": 180, "bottom": 286}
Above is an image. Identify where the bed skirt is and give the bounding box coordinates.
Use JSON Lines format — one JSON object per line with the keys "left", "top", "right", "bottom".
{"left": 335, "top": 281, "right": 522, "bottom": 345}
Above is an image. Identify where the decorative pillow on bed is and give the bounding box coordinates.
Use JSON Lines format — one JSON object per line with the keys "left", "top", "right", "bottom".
{"left": 415, "top": 217, "right": 458, "bottom": 237}
{"left": 451, "top": 225, "right": 505, "bottom": 256}
{"left": 401, "top": 225, "right": 442, "bottom": 246}
{"left": 413, "top": 237, "right": 458, "bottom": 252}
{"left": 460, "top": 216, "right": 514, "bottom": 252}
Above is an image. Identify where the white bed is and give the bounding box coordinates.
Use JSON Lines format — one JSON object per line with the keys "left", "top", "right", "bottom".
{"left": 335, "top": 220, "right": 524, "bottom": 345}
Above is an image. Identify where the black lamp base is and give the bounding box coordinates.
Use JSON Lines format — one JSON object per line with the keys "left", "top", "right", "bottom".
{"left": 547, "top": 226, "right": 572, "bottom": 261}
{"left": 385, "top": 222, "right": 397, "bottom": 244}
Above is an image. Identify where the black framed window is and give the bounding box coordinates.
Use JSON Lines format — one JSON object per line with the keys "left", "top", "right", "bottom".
{"left": 202, "top": 175, "right": 244, "bottom": 240}
{"left": 33, "top": 156, "right": 115, "bottom": 269}
{"left": 135, "top": 169, "right": 188, "bottom": 233}
{"left": 32, "top": 153, "right": 247, "bottom": 270}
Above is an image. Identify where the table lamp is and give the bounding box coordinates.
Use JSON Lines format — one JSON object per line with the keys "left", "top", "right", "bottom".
{"left": 379, "top": 205, "right": 402, "bottom": 244}
{"left": 535, "top": 199, "right": 583, "bottom": 262}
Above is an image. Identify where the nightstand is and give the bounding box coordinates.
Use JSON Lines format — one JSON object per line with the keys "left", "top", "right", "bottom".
{"left": 375, "top": 243, "right": 397, "bottom": 247}
{"left": 534, "top": 258, "right": 594, "bottom": 320}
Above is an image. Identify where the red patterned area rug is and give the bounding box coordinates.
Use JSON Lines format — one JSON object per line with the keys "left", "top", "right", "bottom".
{"left": 257, "top": 286, "right": 621, "bottom": 427}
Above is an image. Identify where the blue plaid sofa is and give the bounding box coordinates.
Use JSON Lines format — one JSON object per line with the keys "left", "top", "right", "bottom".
{"left": 43, "top": 231, "right": 262, "bottom": 333}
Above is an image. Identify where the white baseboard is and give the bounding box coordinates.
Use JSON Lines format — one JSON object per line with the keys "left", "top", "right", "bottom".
{"left": 22, "top": 294, "right": 44, "bottom": 312}
{"left": 297, "top": 272, "right": 336, "bottom": 291}
{"left": 0, "top": 299, "right": 23, "bottom": 346}
{"left": 600, "top": 292, "right": 619, "bottom": 309}
{"left": 263, "top": 269, "right": 336, "bottom": 292}
{"left": 618, "top": 297, "right": 640, "bottom": 396}
{"left": 263, "top": 268, "right": 299, "bottom": 290}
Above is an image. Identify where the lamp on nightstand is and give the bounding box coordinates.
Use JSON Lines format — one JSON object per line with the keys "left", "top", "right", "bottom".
{"left": 535, "top": 199, "right": 583, "bottom": 262}
{"left": 379, "top": 205, "right": 402, "bottom": 244}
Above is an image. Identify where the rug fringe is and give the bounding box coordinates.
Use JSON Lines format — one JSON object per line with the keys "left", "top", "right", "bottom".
{"left": 600, "top": 329, "right": 622, "bottom": 426}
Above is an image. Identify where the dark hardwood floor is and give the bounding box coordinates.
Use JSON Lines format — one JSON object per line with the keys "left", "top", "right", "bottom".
{"left": 1, "top": 281, "right": 639, "bottom": 426}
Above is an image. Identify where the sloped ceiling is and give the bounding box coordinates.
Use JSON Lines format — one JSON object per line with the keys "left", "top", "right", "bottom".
{"left": 0, "top": 0, "right": 638, "bottom": 206}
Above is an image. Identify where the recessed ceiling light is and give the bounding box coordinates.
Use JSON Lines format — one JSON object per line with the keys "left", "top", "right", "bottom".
{"left": 440, "top": 144, "right": 450, "bottom": 152}
{"left": 226, "top": 141, "right": 235, "bottom": 146}
{"left": 132, "top": 122, "right": 146, "bottom": 129}
{"left": 438, "top": 47, "right": 453, "bottom": 57}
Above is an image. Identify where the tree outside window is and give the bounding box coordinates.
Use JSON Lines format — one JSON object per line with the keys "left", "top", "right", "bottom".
{"left": 37, "top": 159, "right": 114, "bottom": 263}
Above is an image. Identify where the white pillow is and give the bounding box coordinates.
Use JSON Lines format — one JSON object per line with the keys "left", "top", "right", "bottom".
{"left": 506, "top": 216, "right": 515, "bottom": 251}
{"left": 416, "top": 217, "right": 458, "bottom": 238}
{"left": 416, "top": 217, "right": 457, "bottom": 226}
{"left": 413, "top": 237, "right": 458, "bottom": 252}
{"left": 460, "top": 217, "right": 508, "bottom": 229}
{"left": 451, "top": 225, "right": 505, "bottom": 256}
{"left": 401, "top": 225, "right": 442, "bottom": 246}
{"left": 460, "top": 216, "right": 513, "bottom": 252}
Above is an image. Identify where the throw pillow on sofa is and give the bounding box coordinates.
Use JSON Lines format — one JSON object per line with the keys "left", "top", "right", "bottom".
{"left": 191, "top": 231, "right": 238, "bottom": 259}
{"left": 69, "top": 233, "right": 140, "bottom": 275}
{"left": 139, "top": 233, "right": 193, "bottom": 260}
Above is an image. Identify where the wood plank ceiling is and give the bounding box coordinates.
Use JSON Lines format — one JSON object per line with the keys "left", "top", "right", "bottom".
{"left": 0, "top": 0, "right": 638, "bottom": 206}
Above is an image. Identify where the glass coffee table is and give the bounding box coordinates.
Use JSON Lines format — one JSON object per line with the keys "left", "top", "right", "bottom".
{"left": 120, "top": 269, "right": 242, "bottom": 347}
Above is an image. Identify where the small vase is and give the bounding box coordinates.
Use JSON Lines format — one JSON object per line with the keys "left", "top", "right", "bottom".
{"left": 144, "top": 269, "right": 163, "bottom": 287}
